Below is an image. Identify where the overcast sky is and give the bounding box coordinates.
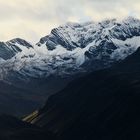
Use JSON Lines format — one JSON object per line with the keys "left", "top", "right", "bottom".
{"left": 0, "top": 0, "right": 140, "bottom": 42}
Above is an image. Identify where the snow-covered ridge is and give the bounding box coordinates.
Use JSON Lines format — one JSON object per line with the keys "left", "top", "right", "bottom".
{"left": 1, "top": 17, "right": 140, "bottom": 80}
{"left": 0, "top": 38, "right": 33, "bottom": 60}
{"left": 37, "top": 17, "right": 140, "bottom": 50}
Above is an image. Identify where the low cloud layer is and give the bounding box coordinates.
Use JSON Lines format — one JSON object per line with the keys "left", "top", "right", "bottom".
{"left": 0, "top": 0, "right": 140, "bottom": 42}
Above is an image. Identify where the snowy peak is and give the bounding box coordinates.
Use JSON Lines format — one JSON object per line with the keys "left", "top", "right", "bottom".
{"left": 37, "top": 17, "right": 140, "bottom": 51}
{"left": 0, "top": 38, "right": 33, "bottom": 60}
{"left": 36, "top": 17, "right": 140, "bottom": 63}
{"left": 37, "top": 21, "right": 98, "bottom": 50}
{"left": 7, "top": 38, "right": 33, "bottom": 49}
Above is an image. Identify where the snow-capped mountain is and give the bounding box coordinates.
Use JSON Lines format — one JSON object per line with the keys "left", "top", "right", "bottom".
{"left": 1, "top": 17, "right": 140, "bottom": 82}
{"left": 1, "top": 17, "right": 140, "bottom": 116}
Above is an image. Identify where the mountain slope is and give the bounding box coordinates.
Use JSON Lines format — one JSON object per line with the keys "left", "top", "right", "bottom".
{"left": 25, "top": 47, "right": 140, "bottom": 140}
{"left": 0, "top": 81, "right": 42, "bottom": 117}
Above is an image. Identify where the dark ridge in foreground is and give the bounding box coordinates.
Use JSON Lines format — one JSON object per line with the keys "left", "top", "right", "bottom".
{"left": 26, "top": 47, "right": 140, "bottom": 140}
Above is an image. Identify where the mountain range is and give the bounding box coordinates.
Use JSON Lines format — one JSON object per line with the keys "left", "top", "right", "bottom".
{"left": 1, "top": 17, "right": 140, "bottom": 117}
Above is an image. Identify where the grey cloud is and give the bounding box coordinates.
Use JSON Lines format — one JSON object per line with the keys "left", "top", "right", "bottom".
{"left": 0, "top": 0, "right": 140, "bottom": 42}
